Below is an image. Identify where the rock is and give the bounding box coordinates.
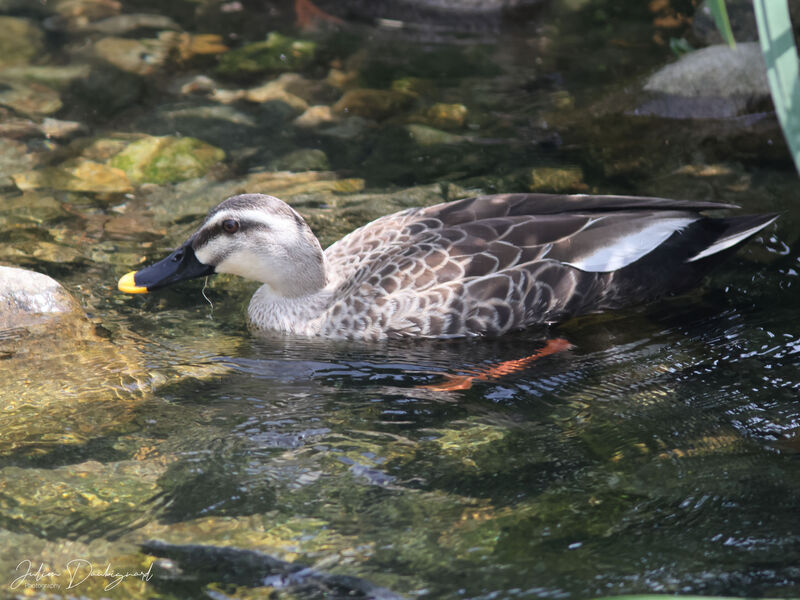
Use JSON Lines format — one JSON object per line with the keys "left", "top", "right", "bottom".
{"left": 332, "top": 88, "right": 413, "bottom": 120}
{"left": 82, "top": 12, "right": 179, "bottom": 34}
{"left": 160, "top": 31, "right": 229, "bottom": 62}
{"left": 108, "top": 136, "right": 225, "bottom": 184}
{"left": 529, "top": 166, "right": 587, "bottom": 193}
{"left": 216, "top": 32, "right": 316, "bottom": 76}
{"left": 12, "top": 158, "right": 132, "bottom": 192}
{"left": 0, "top": 460, "right": 164, "bottom": 538}
{"left": 316, "top": 116, "right": 372, "bottom": 140}
{"left": 0, "top": 138, "right": 37, "bottom": 187}
{"left": 77, "top": 136, "right": 132, "bottom": 161}
{"left": 293, "top": 104, "right": 337, "bottom": 128}
{"left": 639, "top": 42, "right": 769, "bottom": 119}
{"left": 0, "top": 266, "right": 84, "bottom": 330}
{"left": 391, "top": 77, "right": 436, "bottom": 98}
{"left": 0, "top": 17, "right": 45, "bottom": 67}
{"left": 0, "top": 80, "right": 62, "bottom": 116}
{"left": 49, "top": 0, "right": 121, "bottom": 21}
{"left": 421, "top": 102, "right": 468, "bottom": 129}
{"left": 406, "top": 123, "right": 466, "bottom": 146}
{"left": 0, "top": 64, "right": 91, "bottom": 90}
{"left": 270, "top": 148, "right": 330, "bottom": 171}
{"left": 242, "top": 75, "right": 310, "bottom": 112}
{"left": 93, "top": 36, "right": 169, "bottom": 75}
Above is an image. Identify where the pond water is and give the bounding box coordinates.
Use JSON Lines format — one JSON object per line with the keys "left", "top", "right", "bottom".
{"left": 1, "top": 0, "right": 799, "bottom": 598}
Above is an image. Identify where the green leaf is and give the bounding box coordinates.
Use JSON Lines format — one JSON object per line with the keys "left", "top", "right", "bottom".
{"left": 754, "top": 0, "right": 800, "bottom": 175}
{"left": 707, "top": 0, "right": 737, "bottom": 48}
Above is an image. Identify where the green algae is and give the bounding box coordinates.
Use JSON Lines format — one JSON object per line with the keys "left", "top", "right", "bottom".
{"left": 108, "top": 136, "right": 225, "bottom": 184}
{"left": 217, "top": 32, "right": 316, "bottom": 76}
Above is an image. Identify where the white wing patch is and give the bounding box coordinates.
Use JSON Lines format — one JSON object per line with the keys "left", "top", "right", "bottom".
{"left": 565, "top": 217, "right": 697, "bottom": 272}
{"left": 687, "top": 216, "right": 778, "bottom": 262}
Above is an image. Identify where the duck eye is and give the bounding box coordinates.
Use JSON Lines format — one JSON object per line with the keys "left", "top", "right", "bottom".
{"left": 222, "top": 219, "right": 240, "bottom": 234}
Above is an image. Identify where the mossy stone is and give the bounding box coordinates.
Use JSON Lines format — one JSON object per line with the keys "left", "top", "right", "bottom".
{"left": 0, "top": 17, "right": 44, "bottom": 67}
{"left": 332, "top": 89, "right": 413, "bottom": 120}
{"left": 217, "top": 32, "right": 316, "bottom": 76}
{"left": 109, "top": 136, "right": 225, "bottom": 184}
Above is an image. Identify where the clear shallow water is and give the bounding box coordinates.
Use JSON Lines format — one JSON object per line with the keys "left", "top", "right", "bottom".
{"left": 1, "top": 0, "right": 800, "bottom": 598}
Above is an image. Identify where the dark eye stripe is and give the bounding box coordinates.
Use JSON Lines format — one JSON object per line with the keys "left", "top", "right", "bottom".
{"left": 191, "top": 220, "right": 270, "bottom": 250}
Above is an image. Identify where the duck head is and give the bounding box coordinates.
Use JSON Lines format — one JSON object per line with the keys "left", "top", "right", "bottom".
{"left": 118, "top": 194, "right": 327, "bottom": 297}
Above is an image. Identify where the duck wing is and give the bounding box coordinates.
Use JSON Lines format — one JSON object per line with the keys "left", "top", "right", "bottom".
{"left": 321, "top": 194, "right": 775, "bottom": 339}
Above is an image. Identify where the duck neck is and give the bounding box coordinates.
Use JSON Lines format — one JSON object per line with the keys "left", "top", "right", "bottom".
{"left": 247, "top": 282, "right": 332, "bottom": 336}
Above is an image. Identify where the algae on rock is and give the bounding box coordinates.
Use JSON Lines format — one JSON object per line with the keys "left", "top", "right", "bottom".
{"left": 108, "top": 136, "right": 225, "bottom": 184}
{"left": 217, "top": 33, "right": 316, "bottom": 76}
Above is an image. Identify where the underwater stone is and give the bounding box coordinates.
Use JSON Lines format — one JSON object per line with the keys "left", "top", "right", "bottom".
{"left": 332, "top": 89, "right": 413, "bottom": 120}
{"left": 529, "top": 166, "right": 587, "bottom": 193}
{"left": 0, "top": 17, "right": 45, "bottom": 67}
{"left": 0, "top": 138, "right": 37, "bottom": 187}
{"left": 406, "top": 123, "right": 466, "bottom": 146}
{"left": 293, "top": 105, "right": 337, "bottom": 128}
{"left": 217, "top": 32, "right": 316, "bottom": 76}
{"left": 423, "top": 103, "right": 468, "bottom": 129}
{"left": 0, "top": 64, "right": 91, "bottom": 90}
{"left": 108, "top": 136, "right": 225, "bottom": 184}
{"left": 270, "top": 148, "right": 330, "bottom": 171}
{"left": 0, "top": 80, "right": 62, "bottom": 116}
{"left": 12, "top": 158, "right": 133, "bottom": 192}
{"left": 94, "top": 36, "right": 168, "bottom": 75}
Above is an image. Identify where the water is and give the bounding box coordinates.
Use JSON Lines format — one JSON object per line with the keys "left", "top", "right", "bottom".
{"left": 1, "top": 0, "right": 799, "bottom": 598}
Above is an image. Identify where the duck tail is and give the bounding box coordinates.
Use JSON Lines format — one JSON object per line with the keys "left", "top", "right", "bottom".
{"left": 686, "top": 213, "right": 778, "bottom": 263}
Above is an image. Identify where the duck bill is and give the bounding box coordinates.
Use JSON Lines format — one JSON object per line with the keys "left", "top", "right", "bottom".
{"left": 118, "top": 243, "right": 214, "bottom": 294}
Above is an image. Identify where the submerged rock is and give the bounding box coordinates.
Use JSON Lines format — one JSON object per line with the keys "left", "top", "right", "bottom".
{"left": 142, "top": 540, "right": 403, "bottom": 599}
{"left": 0, "top": 138, "right": 37, "bottom": 187}
{"left": 406, "top": 123, "right": 466, "bottom": 146}
{"left": 270, "top": 148, "right": 330, "bottom": 171}
{"left": 12, "top": 158, "right": 132, "bottom": 192}
{"left": 108, "top": 136, "right": 225, "bottom": 184}
{"left": 293, "top": 104, "right": 337, "bottom": 128}
{"left": 0, "top": 80, "right": 62, "bottom": 116}
{"left": 94, "top": 36, "right": 169, "bottom": 75}
{"left": 0, "top": 17, "right": 45, "bottom": 67}
{"left": 216, "top": 32, "right": 316, "bottom": 76}
{"left": 80, "top": 12, "right": 180, "bottom": 34}
{"left": 333, "top": 88, "right": 414, "bottom": 120}
{"left": 421, "top": 102, "right": 468, "bottom": 129}
{"left": 639, "top": 42, "right": 769, "bottom": 119}
{"left": 0, "top": 460, "right": 164, "bottom": 538}
{"left": 0, "top": 266, "right": 83, "bottom": 330}
{"left": 0, "top": 64, "right": 91, "bottom": 90}
{"left": 529, "top": 165, "right": 587, "bottom": 193}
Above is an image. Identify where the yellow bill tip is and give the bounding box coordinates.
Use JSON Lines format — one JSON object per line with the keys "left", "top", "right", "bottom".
{"left": 118, "top": 271, "right": 148, "bottom": 294}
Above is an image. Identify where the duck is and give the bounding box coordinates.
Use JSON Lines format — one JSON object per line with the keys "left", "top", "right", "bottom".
{"left": 118, "top": 193, "right": 776, "bottom": 341}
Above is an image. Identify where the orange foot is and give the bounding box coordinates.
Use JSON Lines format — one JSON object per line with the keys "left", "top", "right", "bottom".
{"left": 422, "top": 338, "right": 573, "bottom": 391}
{"left": 295, "top": 0, "right": 344, "bottom": 29}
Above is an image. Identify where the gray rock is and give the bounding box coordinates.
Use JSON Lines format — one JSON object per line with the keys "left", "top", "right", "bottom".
{"left": 0, "top": 266, "right": 83, "bottom": 330}
{"left": 270, "top": 148, "right": 330, "bottom": 171}
{"left": 639, "top": 42, "right": 769, "bottom": 119}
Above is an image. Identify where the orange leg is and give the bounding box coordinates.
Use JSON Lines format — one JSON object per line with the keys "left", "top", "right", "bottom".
{"left": 422, "top": 338, "right": 572, "bottom": 392}
{"left": 295, "top": 0, "right": 344, "bottom": 29}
